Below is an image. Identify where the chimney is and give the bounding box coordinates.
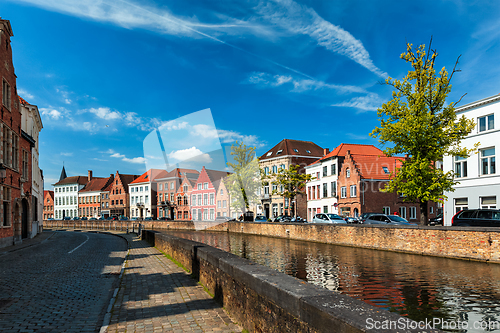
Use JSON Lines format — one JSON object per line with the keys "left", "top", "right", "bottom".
{"left": 324, "top": 148, "right": 330, "bottom": 156}
{"left": 88, "top": 170, "right": 93, "bottom": 182}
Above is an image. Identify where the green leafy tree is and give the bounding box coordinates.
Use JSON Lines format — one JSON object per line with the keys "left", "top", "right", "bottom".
{"left": 226, "top": 141, "right": 260, "bottom": 216}
{"left": 370, "top": 41, "right": 477, "bottom": 224}
{"left": 263, "top": 164, "right": 312, "bottom": 217}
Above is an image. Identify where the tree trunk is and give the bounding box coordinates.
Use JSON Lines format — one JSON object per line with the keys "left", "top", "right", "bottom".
{"left": 419, "top": 200, "right": 428, "bottom": 225}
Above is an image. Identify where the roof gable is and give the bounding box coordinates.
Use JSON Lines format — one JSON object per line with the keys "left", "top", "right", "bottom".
{"left": 259, "top": 139, "right": 323, "bottom": 161}
{"left": 130, "top": 169, "right": 168, "bottom": 184}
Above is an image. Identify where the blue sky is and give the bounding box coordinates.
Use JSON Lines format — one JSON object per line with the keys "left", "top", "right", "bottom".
{"left": 1, "top": 0, "right": 499, "bottom": 189}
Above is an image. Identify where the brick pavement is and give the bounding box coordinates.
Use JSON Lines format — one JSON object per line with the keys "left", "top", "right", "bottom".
{"left": 105, "top": 233, "right": 242, "bottom": 333}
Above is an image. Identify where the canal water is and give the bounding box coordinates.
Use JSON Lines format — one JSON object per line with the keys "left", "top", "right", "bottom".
{"left": 161, "top": 230, "right": 500, "bottom": 333}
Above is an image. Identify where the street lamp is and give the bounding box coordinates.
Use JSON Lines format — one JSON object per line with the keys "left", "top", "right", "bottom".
{"left": 0, "top": 164, "right": 6, "bottom": 184}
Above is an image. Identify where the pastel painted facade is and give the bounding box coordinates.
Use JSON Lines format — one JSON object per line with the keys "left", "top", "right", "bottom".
{"left": 443, "top": 94, "right": 500, "bottom": 225}
{"left": 191, "top": 167, "right": 230, "bottom": 221}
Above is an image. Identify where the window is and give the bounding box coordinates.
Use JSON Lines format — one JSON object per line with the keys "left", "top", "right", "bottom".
{"left": 111, "top": 200, "right": 114, "bottom": 205}
{"left": 480, "top": 148, "right": 495, "bottom": 175}
{"left": 120, "top": 199, "right": 123, "bottom": 205}
{"left": 346, "top": 168, "right": 350, "bottom": 178}
{"left": 478, "top": 114, "right": 494, "bottom": 132}
{"left": 264, "top": 167, "right": 269, "bottom": 175}
{"left": 454, "top": 198, "right": 468, "bottom": 213}
{"left": 293, "top": 149, "right": 298, "bottom": 153}
{"left": 140, "top": 187, "right": 143, "bottom": 192}
{"left": 399, "top": 206, "right": 407, "bottom": 219}
{"left": 159, "top": 183, "right": 163, "bottom": 190}
{"left": 276, "top": 149, "right": 283, "bottom": 155}
{"left": 203, "top": 194, "right": 208, "bottom": 205}
{"left": 184, "top": 185, "right": 188, "bottom": 193}
{"left": 197, "top": 184, "right": 202, "bottom": 190}
{"left": 383, "top": 206, "right": 390, "bottom": 215}
{"left": 223, "top": 200, "right": 226, "bottom": 208}
{"left": 280, "top": 164, "right": 285, "bottom": 170}
{"left": 203, "top": 210, "right": 208, "bottom": 220}
{"left": 382, "top": 167, "right": 390, "bottom": 174}
{"left": 177, "top": 196, "right": 182, "bottom": 205}
{"left": 3, "top": 187, "right": 10, "bottom": 226}
{"left": 323, "top": 183, "right": 328, "bottom": 198}
{"left": 430, "top": 206, "right": 434, "bottom": 214}
{"left": 266, "top": 152, "right": 272, "bottom": 157}
{"left": 13, "top": 136, "right": 19, "bottom": 170}
{"left": 454, "top": 156, "right": 467, "bottom": 178}
{"left": 131, "top": 187, "right": 134, "bottom": 193}
{"left": 316, "top": 172, "right": 320, "bottom": 180}
{"left": 350, "top": 185, "right": 356, "bottom": 197}
{"left": 203, "top": 182, "right": 208, "bottom": 190}
{"left": 331, "top": 164, "right": 336, "bottom": 176}
{"left": 272, "top": 184, "right": 277, "bottom": 193}
{"left": 331, "top": 181, "right": 336, "bottom": 197}
{"left": 340, "top": 186, "right": 347, "bottom": 198}
{"left": 197, "top": 194, "right": 202, "bottom": 206}
{"left": 217, "top": 200, "right": 221, "bottom": 208}
{"left": 323, "top": 206, "right": 328, "bottom": 213}
{"left": 2, "top": 80, "right": 11, "bottom": 110}
{"left": 184, "top": 196, "right": 188, "bottom": 205}
{"left": 192, "top": 195, "right": 196, "bottom": 206}
{"left": 323, "top": 166, "right": 328, "bottom": 177}
{"left": 481, "top": 196, "right": 496, "bottom": 209}
{"left": 210, "top": 193, "right": 214, "bottom": 205}
{"left": 145, "top": 186, "right": 149, "bottom": 191}
{"left": 210, "top": 209, "right": 214, "bottom": 220}
{"left": 272, "top": 165, "right": 278, "bottom": 174}
{"left": 171, "top": 182, "right": 174, "bottom": 190}
{"left": 171, "top": 193, "right": 174, "bottom": 201}
{"left": 2, "top": 126, "right": 8, "bottom": 166}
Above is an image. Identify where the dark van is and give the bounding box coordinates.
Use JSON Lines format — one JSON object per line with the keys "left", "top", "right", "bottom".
{"left": 451, "top": 209, "right": 500, "bottom": 227}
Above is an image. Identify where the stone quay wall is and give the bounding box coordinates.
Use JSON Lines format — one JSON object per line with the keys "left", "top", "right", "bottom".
{"left": 44, "top": 220, "right": 500, "bottom": 263}
{"left": 143, "top": 230, "right": 436, "bottom": 333}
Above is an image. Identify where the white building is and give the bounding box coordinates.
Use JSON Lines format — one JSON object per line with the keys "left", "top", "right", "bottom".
{"left": 19, "top": 97, "right": 43, "bottom": 227}
{"left": 53, "top": 167, "right": 88, "bottom": 219}
{"left": 129, "top": 169, "right": 167, "bottom": 219}
{"left": 305, "top": 144, "right": 384, "bottom": 221}
{"left": 443, "top": 94, "right": 500, "bottom": 225}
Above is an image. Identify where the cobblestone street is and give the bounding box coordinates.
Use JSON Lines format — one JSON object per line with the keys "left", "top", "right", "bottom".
{"left": 0, "top": 231, "right": 127, "bottom": 333}
{"left": 0, "top": 230, "right": 242, "bottom": 333}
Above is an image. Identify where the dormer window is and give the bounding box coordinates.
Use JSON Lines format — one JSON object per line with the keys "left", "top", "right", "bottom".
{"left": 382, "top": 167, "right": 390, "bottom": 174}
{"left": 346, "top": 168, "right": 350, "bottom": 178}
{"left": 306, "top": 150, "right": 311, "bottom": 154}
{"left": 293, "top": 149, "right": 299, "bottom": 153}
{"left": 276, "top": 149, "right": 283, "bottom": 155}
{"left": 266, "top": 152, "right": 273, "bottom": 157}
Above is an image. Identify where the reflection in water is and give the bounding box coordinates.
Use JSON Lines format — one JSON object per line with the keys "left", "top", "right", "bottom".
{"left": 162, "top": 230, "right": 500, "bottom": 332}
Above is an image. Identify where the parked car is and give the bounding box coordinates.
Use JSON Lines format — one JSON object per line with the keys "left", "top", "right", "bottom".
{"left": 428, "top": 213, "right": 443, "bottom": 226}
{"left": 144, "top": 217, "right": 153, "bottom": 221}
{"left": 364, "top": 214, "right": 417, "bottom": 225}
{"left": 89, "top": 217, "right": 97, "bottom": 221}
{"left": 119, "top": 216, "right": 129, "bottom": 221}
{"left": 214, "top": 216, "right": 234, "bottom": 222}
{"left": 254, "top": 215, "right": 268, "bottom": 222}
{"left": 130, "top": 217, "right": 138, "bottom": 221}
{"left": 156, "top": 216, "right": 170, "bottom": 221}
{"left": 359, "top": 212, "right": 378, "bottom": 224}
{"left": 272, "top": 215, "right": 288, "bottom": 223}
{"left": 344, "top": 216, "right": 360, "bottom": 223}
{"left": 290, "top": 216, "right": 307, "bottom": 223}
{"left": 80, "top": 217, "right": 88, "bottom": 221}
{"left": 452, "top": 209, "right": 500, "bottom": 227}
{"left": 71, "top": 217, "right": 79, "bottom": 220}
{"left": 63, "top": 217, "right": 71, "bottom": 220}
{"left": 47, "top": 217, "right": 54, "bottom": 220}
{"left": 311, "top": 213, "right": 346, "bottom": 224}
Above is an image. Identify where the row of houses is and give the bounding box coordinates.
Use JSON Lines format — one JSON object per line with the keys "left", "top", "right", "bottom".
{"left": 44, "top": 166, "right": 232, "bottom": 221}
{"left": 0, "top": 18, "right": 44, "bottom": 249}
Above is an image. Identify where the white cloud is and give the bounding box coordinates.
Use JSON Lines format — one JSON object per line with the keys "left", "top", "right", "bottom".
{"left": 60, "top": 152, "right": 73, "bottom": 156}
{"left": 331, "top": 93, "right": 384, "bottom": 112}
{"left": 168, "top": 147, "right": 213, "bottom": 163}
{"left": 190, "top": 124, "right": 219, "bottom": 139}
{"left": 18, "top": 88, "right": 35, "bottom": 101}
{"left": 217, "top": 130, "right": 264, "bottom": 148}
{"left": 40, "top": 108, "right": 64, "bottom": 120}
{"left": 256, "top": 0, "right": 387, "bottom": 78}
{"left": 109, "top": 150, "right": 145, "bottom": 164}
{"left": 88, "top": 107, "right": 121, "bottom": 120}
{"left": 246, "top": 72, "right": 366, "bottom": 94}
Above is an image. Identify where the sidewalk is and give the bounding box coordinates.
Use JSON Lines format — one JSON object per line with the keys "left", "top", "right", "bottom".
{"left": 0, "top": 230, "right": 55, "bottom": 256}
{"left": 104, "top": 233, "right": 242, "bottom": 333}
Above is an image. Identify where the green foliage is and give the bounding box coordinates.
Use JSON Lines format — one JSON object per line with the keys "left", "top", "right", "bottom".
{"left": 370, "top": 41, "right": 477, "bottom": 222}
{"left": 263, "top": 164, "right": 312, "bottom": 216}
{"left": 226, "top": 141, "right": 260, "bottom": 214}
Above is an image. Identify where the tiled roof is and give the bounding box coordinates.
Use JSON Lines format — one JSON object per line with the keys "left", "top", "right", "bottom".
{"left": 163, "top": 168, "right": 199, "bottom": 179}
{"left": 259, "top": 139, "right": 323, "bottom": 161}
{"left": 79, "top": 177, "right": 111, "bottom": 192}
{"left": 54, "top": 176, "right": 88, "bottom": 186}
{"left": 350, "top": 154, "right": 404, "bottom": 179}
{"left": 308, "top": 143, "right": 384, "bottom": 166}
{"left": 130, "top": 169, "right": 168, "bottom": 184}
{"left": 116, "top": 173, "right": 140, "bottom": 191}
{"left": 18, "top": 96, "right": 29, "bottom": 105}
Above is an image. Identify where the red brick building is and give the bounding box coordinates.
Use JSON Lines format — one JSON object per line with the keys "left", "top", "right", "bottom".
{"left": 337, "top": 151, "right": 438, "bottom": 224}
{"left": 109, "top": 171, "right": 139, "bottom": 218}
{"left": 191, "top": 167, "right": 231, "bottom": 221}
{"left": 79, "top": 175, "right": 113, "bottom": 219}
{"left": 155, "top": 168, "right": 198, "bottom": 219}
{"left": 0, "top": 18, "right": 36, "bottom": 247}
{"left": 43, "top": 190, "right": 54, "bottom": 220}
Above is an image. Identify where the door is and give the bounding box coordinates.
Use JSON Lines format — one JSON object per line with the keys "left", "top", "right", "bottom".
{"left": 22, "top": 199, "right": 28, "bottom": 239}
